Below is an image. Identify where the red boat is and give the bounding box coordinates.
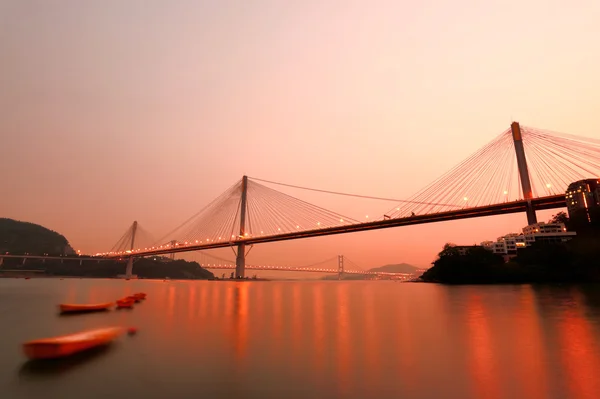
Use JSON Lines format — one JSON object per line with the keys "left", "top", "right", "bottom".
{"left": 59, "top": 302, "right": 113, "bottom": 314}
{"left": 23, "top": 326, "right": 124, "bottom": 360}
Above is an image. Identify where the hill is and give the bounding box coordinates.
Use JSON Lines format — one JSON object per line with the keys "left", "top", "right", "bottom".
{"left": 0, "top": 218, "right": 75, "bottom": 255}
{"left": 420, "top": 232, "right": 600, "bottom": 284}
{"left": 368, "top": 263, "right": 420, "bottom": 274}
{"left": 0, "top": 257, "right": 214, "bottom": 279}
{"left": 0, "top": 218, "right": 214, "bottom": 280}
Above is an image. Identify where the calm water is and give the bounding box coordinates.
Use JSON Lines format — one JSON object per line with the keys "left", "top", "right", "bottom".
{"left": 1, "top": 279, "right": 600, "bottom": 399}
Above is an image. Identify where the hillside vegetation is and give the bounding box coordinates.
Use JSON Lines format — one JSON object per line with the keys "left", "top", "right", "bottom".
{"left": 421, "top": 224, "right": 600, "bottom": 284}
{"left": 1, "top": 257, "right": 214, "bottom": 279}
{"left": 0, "top": 218, "right": 214, "bottom": 280}
{"left": 0, "top": 218, "right": 74, "bottom": 255}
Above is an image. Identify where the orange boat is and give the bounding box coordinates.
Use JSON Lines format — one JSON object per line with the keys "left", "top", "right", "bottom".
{"left": 133, "top": 293, "right": 146, "bottom": 300}
{"left": 124, "top": 296, "right": 139, "bottom": 303}
{"left": 116, "top": 299, "right": 134, "bottom": 309}
{"left": 23, "top": 326, "right": 124, "bottom": 360}
{"left": 59, "top": 302, "right": 113, "bottom": 314}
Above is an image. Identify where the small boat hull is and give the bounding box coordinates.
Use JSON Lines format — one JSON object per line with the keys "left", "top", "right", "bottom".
{"left": 23, "top": 327, "right": 124, "bottom": 360}
{"left": 124, "top": 296, "right": 139, "bottom": 303}
{"left": 116, "top": 299, "right": 134, "bottom": 309}
{"left": 59, "top": 303, "right": 113, "bottom": 314}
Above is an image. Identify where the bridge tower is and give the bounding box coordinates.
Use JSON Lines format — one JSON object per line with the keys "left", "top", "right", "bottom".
{"left": 125, "top": 220, "right": 138, "bottom": 279}
{"left": 510, "top": 122, "right": 537, "bottom": 225}
{"left": 235, "top": 176, "right": 249, "bottom": 278}
{"left": 338, "top": 255, "right": 344, "bottom": 280}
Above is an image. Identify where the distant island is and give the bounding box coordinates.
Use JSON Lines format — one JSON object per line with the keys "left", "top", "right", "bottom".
{"left": 368, "top": 263, "right": 421, "bottom": 274}
{"left": 420, "top": 213, "right": 600, "bottom": 285}
{"left": 0, "top": 218, "right": 214, "bottom": 280}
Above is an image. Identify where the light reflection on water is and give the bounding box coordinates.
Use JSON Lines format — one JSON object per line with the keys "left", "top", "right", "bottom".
{"left": 2, "top": 279, "right": 600, "bottom": 399}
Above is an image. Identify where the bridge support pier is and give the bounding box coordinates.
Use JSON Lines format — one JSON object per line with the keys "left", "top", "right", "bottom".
{"left": 524, "top": 200, "right": 537, "bottom": 226}
{"left": 169, "top": 240, "right": 176, "bottom": 260}
{"left": 123, "top": 221, "right": 138, "bottom": 279}
{"left": 236, "top": 244, "right": 246, "bottom": 279}
{"left": 235, "top": 176, "right": 249, "bottom": 279}
{"left": 125, "top": 257, "right": 134, "bottom": 279}
{"left": 338, "top": 255, "right": 344, "bottom": 280}
{"left": 0, "top": 257, "right": 3, "bottom": 267}
{"left": 22, "top": 258, "right": 26, "bottom": 265}
{"left": 511, "top": 122, "right": 538, "bottom": 225}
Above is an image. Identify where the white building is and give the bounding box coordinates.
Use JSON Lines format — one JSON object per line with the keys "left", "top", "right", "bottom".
{"left": 481, "top": 233, "right": 526, "bottom": 255}
{"left": 522, "top": 222, "right": 576, "bottom": 244}
{"left": 481, "top": 240, "right": 495, "bottom": 251}
{"left": 478, "top": 222, "right": 575, "bottom": 257}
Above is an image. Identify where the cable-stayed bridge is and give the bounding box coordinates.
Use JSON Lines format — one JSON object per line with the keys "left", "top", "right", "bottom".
{"left": 98, "top": 123, "right": 600, "bottom": 278}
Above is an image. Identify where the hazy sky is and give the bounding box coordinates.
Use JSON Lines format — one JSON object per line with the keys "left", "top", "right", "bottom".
{"left": 2, "top": 1, "right": 599, "bottom": 273}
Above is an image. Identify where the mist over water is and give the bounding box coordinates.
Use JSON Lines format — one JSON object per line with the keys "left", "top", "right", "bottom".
{"left": 2, "top": 279, "right": 600, "bottom": 399}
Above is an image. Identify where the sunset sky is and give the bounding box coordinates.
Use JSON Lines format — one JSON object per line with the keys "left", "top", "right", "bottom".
{"left": 2, "top": 1, "right": 600, "bottom": 275}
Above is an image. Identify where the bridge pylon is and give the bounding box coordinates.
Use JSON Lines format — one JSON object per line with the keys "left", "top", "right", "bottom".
{"left": 235, "top": 176, "right": 249, "bottom": 278}
{"left": 125, "top": 220, "right": 138, "bottom": 279}
{"left": 338, "top": 255, "right": 344, "bottom": 280}
{"left": 511, "top": 122, "right": 537, "bottom": 225}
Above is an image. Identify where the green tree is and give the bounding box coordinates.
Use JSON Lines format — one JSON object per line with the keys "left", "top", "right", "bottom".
{"left": 421, "top": 243, "right": 504, "bottom": 283}
{"left": 437, "top": 243, "right": 459, "bottom": 258}
{"left": 549, "top": 211, "right": 569, "bottom": 225}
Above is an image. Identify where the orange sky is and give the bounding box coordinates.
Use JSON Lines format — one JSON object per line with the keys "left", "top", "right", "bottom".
{"left": 1, "top": 1, "right": 599, "bottom": 272}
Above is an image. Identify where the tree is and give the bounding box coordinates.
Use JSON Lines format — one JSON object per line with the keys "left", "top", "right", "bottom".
{"left": 549, "top": 211, "right": 569, "bottom": 225}
{"left": 437, "top": 243, "right": 459, "bottom": 259}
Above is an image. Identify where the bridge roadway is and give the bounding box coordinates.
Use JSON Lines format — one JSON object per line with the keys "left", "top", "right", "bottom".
{"left": 108, "top": 194, "right": 566, "bottom": 259}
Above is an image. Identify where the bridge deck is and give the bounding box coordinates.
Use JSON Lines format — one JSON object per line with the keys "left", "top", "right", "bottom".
{"left": 108, "top": 195, "right": 565, "bottom": 259}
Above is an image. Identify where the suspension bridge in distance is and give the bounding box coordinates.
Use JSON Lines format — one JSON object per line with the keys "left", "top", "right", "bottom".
{"left": 191, "top": 253, "right": 411, "bottom": 279}
{"left": 100, "top": 122, "right": 600, "bottom": 279}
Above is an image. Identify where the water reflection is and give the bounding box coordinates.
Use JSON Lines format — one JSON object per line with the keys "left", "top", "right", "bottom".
{"left": 361, "top": 285, "right": 379, "bottom": 394}
{"left": 199, "top": 284, "right": 208, "bottom": 318}
{"left": 187, "top": 284, "right": 196, "bottom": 320}
{"left": 167, "top": 285, "right": 175, "bottom": 318}
{"left": 512, "top": 286, "right": 549, "bottom": 399}
{"left": 4, "top": 279, "right": 600, "bottom": 399}
{"left": 393, "top": 290, "right": 417, "bottom": 396}
{"left": 291, "top": 284, "right": 302, "bottom": 358}
{"left": 19, "top": 345, "right": 115, "bottom": 380}
{"left": 271, "top": 283, "right": 283, "bottom": 359}
{"left": 556, "top": 294, "right": 600, "bottom": 399}
{"left": 210, "top": 283, "right": 219, "bottom": 317}
{"left": 230, "top": 284, "right": 249, "bottom": 361}
{"left": 312, "top": 283, "right": 325, "bottom": 382}
{"left": 335, "top": 284, "right": 352, "bottom": 396}
{"left": 465, "top": 292, "right": 502, "bottom": 399}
